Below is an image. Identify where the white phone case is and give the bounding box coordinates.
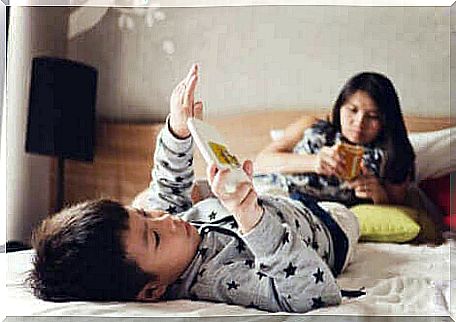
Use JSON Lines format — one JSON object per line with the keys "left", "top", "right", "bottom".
{"left": 187, "top": 118, "right": 249, "bottom": 192}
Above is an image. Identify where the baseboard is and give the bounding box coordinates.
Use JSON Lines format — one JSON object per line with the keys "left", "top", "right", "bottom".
{"left": 0, "top": 240, "right": 32, "bottom": 253}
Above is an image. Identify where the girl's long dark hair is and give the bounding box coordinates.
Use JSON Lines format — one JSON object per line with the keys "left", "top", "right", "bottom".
{"left": 332, "top": 72, "right": 415, "bottom": 183}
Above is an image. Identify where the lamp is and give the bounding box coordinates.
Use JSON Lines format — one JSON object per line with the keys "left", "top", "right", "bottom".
{"left": 25, "top": 57, "right": 98, "bottom": 211}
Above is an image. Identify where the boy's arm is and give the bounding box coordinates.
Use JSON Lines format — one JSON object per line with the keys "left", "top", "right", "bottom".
{"left": 145, "top": 116, "right": 195, "bottom": 214}
{"left": 142, "top": 63, "right": 200, "bottom": 215}
{"left": 241, "top": 202, "right": 342, "bottom": 313}
{"left": 203, "top": 165, "right": 341, "bottom": 312}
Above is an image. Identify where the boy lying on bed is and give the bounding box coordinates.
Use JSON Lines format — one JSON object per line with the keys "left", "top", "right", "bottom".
{"left": 28, "top": 64, "right": 360, "bottom": 313}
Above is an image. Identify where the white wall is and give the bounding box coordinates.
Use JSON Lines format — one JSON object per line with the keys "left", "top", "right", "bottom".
{"left": 0, "top": 4, "right": 6, "bottom": 247}
{"left": 67, "top": 6, "right": 451, "bottom": 121}
{"left": 4, "top": 4, "right": 453, "bottom": 243}
{"left": 6, "top": 6, "right": 69, "bottom": 243}
{"left": 0, "top": 4, "right": 5, "bottom": 140}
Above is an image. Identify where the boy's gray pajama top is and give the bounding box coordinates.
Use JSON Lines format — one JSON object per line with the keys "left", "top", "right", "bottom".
{"left": 144, "top": 119, "right": 345, "bottom": 313}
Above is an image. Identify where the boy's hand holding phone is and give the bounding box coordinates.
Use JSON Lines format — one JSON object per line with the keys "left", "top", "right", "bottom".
{"left": 186, "top": 117, "right": 251, "bottom": 193}
{"left": 186, "top": 117, "right": 259, "bottom": 230}
{"left": 207, "top": 161, "right": 264, "bottom": 234}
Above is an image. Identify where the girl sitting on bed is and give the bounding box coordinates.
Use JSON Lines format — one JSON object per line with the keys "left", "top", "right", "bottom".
{"left": 254, "top": 72, "right": 443, "bottom": 243}
{"left": 255, "top": 72, "right": 415, "bottom": 207}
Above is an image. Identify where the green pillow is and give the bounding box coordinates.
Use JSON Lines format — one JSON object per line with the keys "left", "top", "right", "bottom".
{"left": 350, "top": 205, "right": 421, "bottom": 243}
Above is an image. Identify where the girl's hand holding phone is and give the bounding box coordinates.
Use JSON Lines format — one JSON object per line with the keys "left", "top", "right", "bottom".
{"left": 315, "top": 145, "right": 347, "bottom": 177}
{"left": 346, "top": 166, "right": 389, "bottom": 204}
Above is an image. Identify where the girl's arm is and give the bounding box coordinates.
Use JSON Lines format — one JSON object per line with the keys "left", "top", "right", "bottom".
{"left": 254, "top": 116, "right": 321, "bottom": 174}
{"left": 347, "top": 171, "right": 411, "bottom": 205}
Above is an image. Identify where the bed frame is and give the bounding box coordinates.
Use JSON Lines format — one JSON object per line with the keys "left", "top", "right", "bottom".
{"left": 57, "top": 109, "right": 454, "bottom": 210}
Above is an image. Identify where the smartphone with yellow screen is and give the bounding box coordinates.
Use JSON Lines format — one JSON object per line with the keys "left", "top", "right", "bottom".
{"left": 187, "top": 118, "right": 249, "bottom": 192}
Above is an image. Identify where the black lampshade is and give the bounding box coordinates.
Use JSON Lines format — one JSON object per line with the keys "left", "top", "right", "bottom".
{"left": 26, "top": 57, "right": 98, "bottom": 161}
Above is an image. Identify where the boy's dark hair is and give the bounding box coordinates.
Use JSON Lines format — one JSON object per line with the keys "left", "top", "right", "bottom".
{"left": 332, "top": 72, "right": 415, "bottom": 184}
{"left": 28, "top": 199, "right": 155, "bottom": 302}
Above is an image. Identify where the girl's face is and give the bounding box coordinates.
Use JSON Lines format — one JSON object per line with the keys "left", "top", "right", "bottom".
{"left": 339, "top": 90, "right": 383, "bottom": 145}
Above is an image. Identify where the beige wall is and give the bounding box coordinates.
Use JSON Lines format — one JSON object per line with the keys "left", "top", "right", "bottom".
{"left": 6, "top": 6, "right": 69, "bottom": 243}
{"left": 67, "top": 6, "right": 451, "bottom": 121}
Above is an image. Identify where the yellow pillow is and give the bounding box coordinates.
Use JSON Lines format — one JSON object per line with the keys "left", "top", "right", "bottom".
{"left": 350, "top": 205, "right": 421, "bottom": 243}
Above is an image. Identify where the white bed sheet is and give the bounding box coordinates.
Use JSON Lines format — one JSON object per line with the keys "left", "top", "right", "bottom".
{"left": 5, "top": 240, "right": 455, "bottom": 318}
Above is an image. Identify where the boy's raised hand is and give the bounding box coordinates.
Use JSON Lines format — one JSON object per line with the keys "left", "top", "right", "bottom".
{"left": 207, "top": 160, "right": 264, "bottom": 234}
{"left": 169, "top": 64, "right": 203, "bottom": 139}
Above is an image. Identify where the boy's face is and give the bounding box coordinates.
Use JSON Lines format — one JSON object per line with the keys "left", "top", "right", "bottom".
{"left": 123, "top": 207, "right": 201, "bottom": 287}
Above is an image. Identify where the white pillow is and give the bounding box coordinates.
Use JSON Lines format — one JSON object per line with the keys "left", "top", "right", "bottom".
{"left": 269, "top": 127, "right": 456, "bottom": 181}
{"left": 408, "top": 127, "right": 455, "bottom": 181}
{"left": 270, "top": 129, "right": 285, "bottom": 141}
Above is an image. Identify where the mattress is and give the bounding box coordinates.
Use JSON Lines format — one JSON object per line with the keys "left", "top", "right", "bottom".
{"left": 4, "top": 240, "right": 455, "bottom": 319}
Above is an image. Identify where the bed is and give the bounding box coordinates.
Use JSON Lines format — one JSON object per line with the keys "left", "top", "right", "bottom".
{"left": 6, "top": 109, "right": 456, "bottom": 320}
{"left": 5, "top": 241, "right": 454, "bottom": 319}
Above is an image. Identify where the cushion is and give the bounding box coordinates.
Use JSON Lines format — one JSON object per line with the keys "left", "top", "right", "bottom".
{"left": 350, "top": 205, "right": 421, "bottom": 243}
{"left": 419, "top": 173, "right": 452, "bottom": 215}
{"left": 419, "top": 173, "right": 455, "bottom": 230}
{"left": 443, "top": 215, "right": 456, "bottom": 230}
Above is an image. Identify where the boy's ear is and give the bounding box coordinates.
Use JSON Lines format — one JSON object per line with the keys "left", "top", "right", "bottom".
{"left": 136, "top": 280, "right": 167, "bottom": 302}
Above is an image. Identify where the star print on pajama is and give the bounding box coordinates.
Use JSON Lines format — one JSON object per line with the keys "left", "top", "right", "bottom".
{"left": 227, "top": 281, "right": 240, "bottom": 290}
{"left": 209, "top": 211, "right": 217, "bottom": 220}
{"left": 245, "top": 259, "right": 254, "bottom": 269}
{"left": 256, "top": 271, "right": 267, "bottom": 280}
{"left": 283, "top": 262, "right": 297, "bottom": 278}
{"left": 313, "top": 268, "right": 324, "bottom": 284}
